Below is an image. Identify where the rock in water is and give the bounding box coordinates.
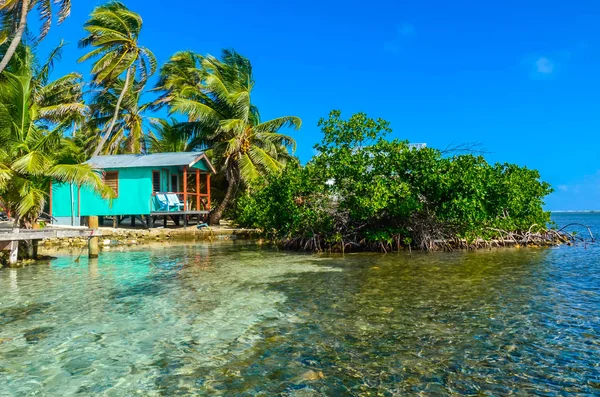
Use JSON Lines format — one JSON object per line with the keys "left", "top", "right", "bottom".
{"left": 301, "top": 370, "right": 325, "bottom": 381}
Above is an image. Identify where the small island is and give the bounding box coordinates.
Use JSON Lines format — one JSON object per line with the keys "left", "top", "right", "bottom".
{"left": 0, "top": 1, "right": 598, "bottom": 396}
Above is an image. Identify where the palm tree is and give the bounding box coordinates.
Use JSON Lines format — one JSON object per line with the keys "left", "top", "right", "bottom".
{"left": 168, "top": 49, "right": 301, "bottom": 224}
{"left": 0, "top": 44, "right": 112, "bottom": 227}
{"left": 146, "top": 118, "right": 201, "bottom": 153}
{"left": 88, "top": 79, "right": 156, "bottom": 154}
{"left": 152, "top": 51, "right": 203, "bottom": 113}
{"left": 78, "top": 0, "right": 156, "bottom": 157}
{"left": 0, "top": 0, "right": 71, "bottom": 74}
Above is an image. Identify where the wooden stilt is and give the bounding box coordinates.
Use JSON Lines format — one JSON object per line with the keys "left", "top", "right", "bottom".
{"left": 8, "top": 241, "right": 18, "bottom": 265}
{"left": 32, "top": 240, "right": 38, "bottom": 259}
{"left": 88, "top": 216, "right": 99, "bottom": 258}
{"left": 112, "top": 216, "right": 117, "bottom": 228}
{"left": 130, "top": 215, "right": 135, "bottom": 227}
{"left": 25, "top": 240, "right": 34, "bottom": 258}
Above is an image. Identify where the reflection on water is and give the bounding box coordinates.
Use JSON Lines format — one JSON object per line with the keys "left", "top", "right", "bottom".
{"left": 0, "top": 217, "right": 599, "bottom": 395}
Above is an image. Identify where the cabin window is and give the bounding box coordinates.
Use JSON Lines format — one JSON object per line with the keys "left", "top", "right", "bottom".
{"left": 104, "top": 171, "right": 119, "bottom": 197}
{"left": 171, "top": 175, "right": 178, "bottom": 192}
{"left": 152, "top": 171, "right": 161, "bottom": 193}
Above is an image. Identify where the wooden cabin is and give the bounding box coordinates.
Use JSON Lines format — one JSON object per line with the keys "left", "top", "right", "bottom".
{"left": 50, "top": 152, "right": 215, "bottom": 228}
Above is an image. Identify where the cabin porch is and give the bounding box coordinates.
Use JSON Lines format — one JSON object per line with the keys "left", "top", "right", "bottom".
{"left": 50, "top": 152, "right": 216, "bottom": 228}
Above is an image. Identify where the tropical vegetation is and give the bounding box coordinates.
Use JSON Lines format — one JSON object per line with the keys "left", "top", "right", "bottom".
{"left": 0, "top": 0, "right": 302, "bottom": 226}
{"left": 0, "top": 0, "right": 72, "bottom": 74}
{"left": 164, "top": 49, "right": 301, "bottom": 223}
{"left": 0, "top": 0, "right": 553, "bottom": 250}
{"left": 235, "top": 111, "right": 553, "bottom": 251}
{"left": 0, "top": 44, "right": 111, "bottom": 227}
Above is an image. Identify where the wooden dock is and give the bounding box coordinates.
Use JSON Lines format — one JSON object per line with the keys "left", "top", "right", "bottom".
{"left": 0, "top": 227, "right": 100, "bottom": 265}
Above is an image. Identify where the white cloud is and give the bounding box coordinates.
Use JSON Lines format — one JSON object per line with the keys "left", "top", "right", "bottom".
{"left": 557, "top": 184, "right": 568, "bottom": 192}
{"left": 535, "top": 57, "right": 555, "bottom": 74}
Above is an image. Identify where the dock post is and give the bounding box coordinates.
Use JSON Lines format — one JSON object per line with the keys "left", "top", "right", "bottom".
{"left": 24, "top": 240, "right": 38, "bottom": 259}
{"left": 8, "top": 228, "right": 18, "bottom": 265}
{"left": 8, "top": 241, "right": 18, "bottom": 265}
{"left": 88, "top": 216, "right": 99, "bottom": 258}
{"left": 32, "top": 240, "right": 38, "bottom": 259}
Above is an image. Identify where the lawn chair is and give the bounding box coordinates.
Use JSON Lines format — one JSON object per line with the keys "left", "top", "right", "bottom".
{"left": 155, "top": 193, "right": 170, "bottom": 212}
{"left": 166, "top": 193, "right": 185, "bottom": 211}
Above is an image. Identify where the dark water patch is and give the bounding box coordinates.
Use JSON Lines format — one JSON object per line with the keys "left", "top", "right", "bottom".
{"left": 0, "top": 302, "right": 52, "bottom": 326}
{"left": 110, "top": 280, "right": 164, "bottom": 300}
{"left": 62, "top": 356, "right": 96, "bottom": 376}
{"left": 76, "top": 383, "right": 112, "bottom": 395}
{"left": 23, "top": 326, "right": 54, "bottom": 343}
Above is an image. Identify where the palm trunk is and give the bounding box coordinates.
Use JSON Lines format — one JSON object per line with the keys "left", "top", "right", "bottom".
{"left": 92, "top": 67, "right": 132, "bottom": 157}
{"left": 0, "top": 0, "right": 31, "bottom": 75}
{"left": 209, "top": 175, "right": 236, "bottom": 225}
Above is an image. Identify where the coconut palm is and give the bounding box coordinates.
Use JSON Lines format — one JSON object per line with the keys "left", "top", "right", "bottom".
{"left": 0, "top": 44, "right": 112, "bottom": 226}
{"left": 168, "top": 49, "right": 301, "bottom": 224}
{"left": 88, "top": 79, "right": 156, "bottom": 154}
{"left": 0, "top": 0, "right": 72, "bottom": 74}
{"left": 146, "top": 118, "right": 202, "bottom": 153}
{"left": 152, "top": 50, "right": 203, "bottom": 112}
{"left": 78, "top": 0, "right": 156, "bottom": 156}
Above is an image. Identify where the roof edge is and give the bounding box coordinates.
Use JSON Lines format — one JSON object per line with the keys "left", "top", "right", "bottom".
{"left": 189, "top": 153, "right": 217, "bottom": 174}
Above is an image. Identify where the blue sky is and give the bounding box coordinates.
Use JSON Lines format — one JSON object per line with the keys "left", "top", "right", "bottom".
{"left": 33, "top": 0, "right": 600, "bottom": 210}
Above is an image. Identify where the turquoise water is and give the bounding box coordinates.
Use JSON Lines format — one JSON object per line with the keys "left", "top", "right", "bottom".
{"left": 0, "top": 214, "right": 599, "bottom": 395}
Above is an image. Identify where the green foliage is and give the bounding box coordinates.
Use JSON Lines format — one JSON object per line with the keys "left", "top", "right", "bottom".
{"left": 236, "top": 163, "right": 332, "bottom": 241}
{"left": 79, "top": 1, "right": 156, "bottom": 156}
{"left": 236, "top": 110, "right": 553, "bottom": 251}
{"left": 159, "top": 48, "right": 301, "bottom": 223}
{"left": 0, "top": 44, "right": 113, "bottom": 226}
{"left": 78, "top": 1, "right": 155, "bottom": 86}
{"left": 0, "top": 0, "right": 72, "bottom": 43}
{"left": 88, "top": 79, "right": 157, "bottom": 154}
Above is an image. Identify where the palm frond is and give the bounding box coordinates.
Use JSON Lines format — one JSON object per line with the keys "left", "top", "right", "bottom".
{"left": 253, "top": 116, "right": 302, "bottom": 133}
{"left": 49, "top": 164, "right": 115, "bottom": 199}
{"left": 237, "top": 152, "right": 260, "bottom": 183}
{"left": 16, "top": 182, "right": 46, "bottom": 222}
{"left": 171, "top": 97, "right": 220, "bottom": 125}
{"left": 0, "top": 163, "right": 12, "bottom": 190}
{"left": 11, "top": 151, "right": 53, "bottom": 176}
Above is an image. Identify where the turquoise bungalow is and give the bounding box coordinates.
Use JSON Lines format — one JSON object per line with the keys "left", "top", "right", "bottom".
{"left": 50, "top": 152, "right": 216, "bottom": 228}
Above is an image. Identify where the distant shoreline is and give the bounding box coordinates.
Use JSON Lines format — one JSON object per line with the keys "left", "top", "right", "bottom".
{"left": 551, "top": 210, "right": 600, "bottom": 213}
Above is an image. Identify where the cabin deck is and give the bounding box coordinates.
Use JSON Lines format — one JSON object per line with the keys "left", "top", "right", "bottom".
{"left": 150, "top": 210, "right": 210, "bottom": 216}
{"left": 99, "top": 211, "right": 210, "bottom": 229}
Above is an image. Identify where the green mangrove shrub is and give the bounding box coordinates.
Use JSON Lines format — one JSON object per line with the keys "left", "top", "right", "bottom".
{"left": 236, "top": 111, "right": 553, "bottom": 251}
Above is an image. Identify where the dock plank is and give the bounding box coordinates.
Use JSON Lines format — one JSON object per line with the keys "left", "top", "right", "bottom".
{"left": 0, "top": 229, "right": 99, "bottom": 242}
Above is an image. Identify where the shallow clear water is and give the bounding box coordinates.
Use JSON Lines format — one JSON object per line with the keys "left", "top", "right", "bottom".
{"left": 0, "top": 215, "right": 599, "bottom": 396}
